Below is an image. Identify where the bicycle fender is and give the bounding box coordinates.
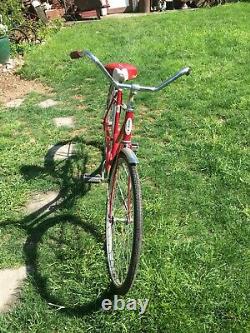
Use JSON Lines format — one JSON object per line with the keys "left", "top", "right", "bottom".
{"left": 121, "top": 147, "right": 138, "bottom": 165}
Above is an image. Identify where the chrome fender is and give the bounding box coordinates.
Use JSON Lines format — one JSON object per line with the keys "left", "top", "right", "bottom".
{"left": 121, "top": 147, "right": 138, "bottom": 165}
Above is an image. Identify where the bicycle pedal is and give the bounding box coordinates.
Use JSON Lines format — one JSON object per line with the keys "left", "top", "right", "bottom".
{"left": 83, "top": 173, "right": 103, "bottom": 183}
{"left": 132, "top": 143, "right": 139, "bottom": 152}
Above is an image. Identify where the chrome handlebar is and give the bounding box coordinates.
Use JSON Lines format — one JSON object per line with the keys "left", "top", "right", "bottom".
{"left": 70, "top": 49, "right": 191, "bottom": 92}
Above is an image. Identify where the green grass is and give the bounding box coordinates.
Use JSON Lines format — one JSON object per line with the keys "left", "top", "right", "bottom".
{"left": 0, "top": 3, "right": 249, "bottom": 332}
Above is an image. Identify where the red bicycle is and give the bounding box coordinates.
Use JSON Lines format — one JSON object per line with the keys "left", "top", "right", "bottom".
{"left": 70, "top": 50, "right": 190, "bottom": 294}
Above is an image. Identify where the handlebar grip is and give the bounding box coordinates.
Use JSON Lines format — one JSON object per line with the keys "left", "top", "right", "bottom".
{"left": 70, "top": 51, "right": 83, "bottom": 59}
{"left": 185, "top": 67, "right": 191, "bottom": 76}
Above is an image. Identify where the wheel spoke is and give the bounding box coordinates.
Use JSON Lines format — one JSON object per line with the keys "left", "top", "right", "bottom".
{"left": 117, "top": 182, "right": 128, "bottom": 211}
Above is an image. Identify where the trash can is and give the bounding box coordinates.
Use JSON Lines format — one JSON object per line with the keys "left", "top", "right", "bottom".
{"left": 0, "top": 35, "right": 10, "bottom": 64}
{"left": 138, "top": 0, "right": 150, "bottom": 13}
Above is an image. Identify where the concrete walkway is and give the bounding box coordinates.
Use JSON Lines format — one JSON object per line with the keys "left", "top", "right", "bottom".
{"left": 0, "top": 266, "right": 27, "bottom": 313}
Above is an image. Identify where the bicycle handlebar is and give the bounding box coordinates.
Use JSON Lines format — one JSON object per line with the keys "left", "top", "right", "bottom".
{"left": 70, "top": 49, "right": 191, "bottom": 92}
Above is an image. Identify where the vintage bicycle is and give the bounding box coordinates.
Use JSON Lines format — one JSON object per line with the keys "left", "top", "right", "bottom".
{"left": 70, "top": 49, "right": 190, "bottom": 294}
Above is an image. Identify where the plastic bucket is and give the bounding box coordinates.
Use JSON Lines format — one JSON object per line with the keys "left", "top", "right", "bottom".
{"left": 0, "top": 35, "right": 10, "bottom": 64}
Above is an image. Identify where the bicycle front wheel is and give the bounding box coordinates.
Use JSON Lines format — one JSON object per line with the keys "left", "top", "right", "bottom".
{"left": 106, "top": 151, "right": 142, "bottom": 294}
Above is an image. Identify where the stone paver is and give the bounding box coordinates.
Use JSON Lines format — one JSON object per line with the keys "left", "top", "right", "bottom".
{"left": 38, "top": 99, "right": 58, "bottom": 108}
{"left": 25, "top": 191, "right": 60, "bottom": 214}
{"left": 53, "top": 116, "right": 75, "bottom": 128}
{"left": 46, "top": 143, "right": 76, "bottom": 161}
{"left": 5, "top": 98, "right": 25, "bottom": 108}
{"left": 0, "top": 266, "right": 27, "bottom": 313}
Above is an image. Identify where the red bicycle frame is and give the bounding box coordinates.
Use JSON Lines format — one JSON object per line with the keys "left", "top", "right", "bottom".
{"left": 103, "top": 87, "right": 134, "bottom": 175}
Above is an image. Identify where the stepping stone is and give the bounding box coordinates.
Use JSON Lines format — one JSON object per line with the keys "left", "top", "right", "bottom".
{"left": 25, "top": 191, "right": 60, "bottom": 214}
{"left": 38, "top": 99, "right": 58, "bottom": 108}
{"left": 0, "top": 266, "right": 27, "bottom": 313}
{"left": 46, "top": 143, "right": 76, "bottom": 161}
{"left": 53, "top": 116, "right": 75, "bottom": 128}
{"left": 5, "top": 98, "right": 24, "bottom": 108}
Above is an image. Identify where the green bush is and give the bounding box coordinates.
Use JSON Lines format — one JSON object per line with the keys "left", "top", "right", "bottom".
{"left": 194, "top": 0, "right": 243, "bottom": 6}
{"left": 0, "top": 0, "right": 24, "bottom": 29}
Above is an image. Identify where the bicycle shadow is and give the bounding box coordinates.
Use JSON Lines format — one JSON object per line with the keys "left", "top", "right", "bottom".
{"left": 0, "top": 137, "right": 115, "bottom": 316}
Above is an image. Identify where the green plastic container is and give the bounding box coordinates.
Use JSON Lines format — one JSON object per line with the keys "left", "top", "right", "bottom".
{"left": 0, "top": 35, "right": 10, "bottom": 64}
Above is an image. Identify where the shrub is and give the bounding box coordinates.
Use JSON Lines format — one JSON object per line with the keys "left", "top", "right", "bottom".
{"left": 194, "top": 0, "right": 242, "bottom": 6}
{"left": 0, "top": 0, "right": 24, "bottom": 29}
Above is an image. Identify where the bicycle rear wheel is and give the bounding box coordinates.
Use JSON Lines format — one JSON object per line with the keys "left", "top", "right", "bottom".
{"left": 106, "top": 151, "right": 142, "bottom": 294}
{"left": 9, "top": 28, "right": 29, "bottom": 44}
{"left": 19, "top": 25, "right": 37, "bottom": 43}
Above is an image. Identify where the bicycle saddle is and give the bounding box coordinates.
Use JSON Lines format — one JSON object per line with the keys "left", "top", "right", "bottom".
{"left": 105, "top": 63, "right": 138, "bottom": 82}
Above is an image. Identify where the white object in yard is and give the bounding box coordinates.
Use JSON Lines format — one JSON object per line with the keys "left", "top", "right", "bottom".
{"left": 101, "top": 8, "right": 107, "bottom": 16}
{"left": 0, "top": 24, "right": 8, "bottom": 34}
{"left": 101, "top": 0, "right": 108, "bottom": 15}
{"left": 42, "top": 2, "right": 52, "bottom": 10}
{"left": 0, "top": 266, "right": 27, "bottom": 313}
{"left": 0, "top": 15, "right": 8, "bottom": 35}
{"left": 38, "top": 99, "right": 59, "bottom": 108}
{"left": 5, "top": 59, "right": 14, "bottom": 70}
{"left": 47, "top": 143, "right": 76, "bottom": 161}
{"left": 108, "top": 0, "right": 129, "bottom": 10}
{"left": 32, "top": 0, "right": 41, "bottom": 8}
{"left": 5, "top": 99, "right": 25, "bottom": 108}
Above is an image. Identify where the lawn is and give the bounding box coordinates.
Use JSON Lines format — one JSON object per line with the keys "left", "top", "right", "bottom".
{"left": 0, "top": 3, "right": 249, "bottom": 332}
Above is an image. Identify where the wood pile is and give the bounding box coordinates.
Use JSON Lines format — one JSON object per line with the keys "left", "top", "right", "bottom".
{"left": 49, "top": 0, "right": 64, "bottom": 9}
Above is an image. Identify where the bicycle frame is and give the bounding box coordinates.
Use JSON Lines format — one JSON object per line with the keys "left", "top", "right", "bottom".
{"left": 103, "top": 86, "right": 135, "bottom": 175}
{"left": 69, "top": 49, "right": 191, "bottom": 293}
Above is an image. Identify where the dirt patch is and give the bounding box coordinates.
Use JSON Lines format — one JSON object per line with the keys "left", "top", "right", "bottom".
{"left": 0, "top": 69, "right": 52, "bottom": 104}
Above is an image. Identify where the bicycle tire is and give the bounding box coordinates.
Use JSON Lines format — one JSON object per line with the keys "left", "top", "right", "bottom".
{"left": 9, "top": 28, "right": 29, "bottom": 44}
{"left": 19, "top": 25, "right": 37, "bottom": 42}
{"left": 106, "top": 151, "right": 142, "bottom": 294}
